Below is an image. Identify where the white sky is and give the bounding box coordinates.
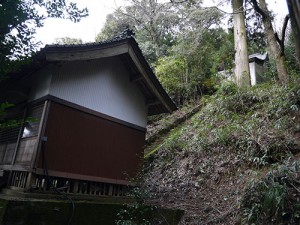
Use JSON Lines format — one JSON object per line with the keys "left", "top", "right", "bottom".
{"left": 35, "top": 0, "right": 289, "bottom": 45}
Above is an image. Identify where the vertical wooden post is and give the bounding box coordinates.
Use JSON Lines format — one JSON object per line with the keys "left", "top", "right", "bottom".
{"left": 73, "top": 181, "right": 79, "bottom": 194}
{"left": 7, "top": 107, "right": 27, "bottom": 188}
{"left": 26, "top": 101, "right": 49, "bottom": 190}
{"left": 108, "top": 184, "right": 113, "bottom": 196}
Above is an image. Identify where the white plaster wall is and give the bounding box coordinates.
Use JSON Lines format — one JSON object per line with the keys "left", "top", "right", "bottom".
{"left": 49, "top": 57, "right": 147, "bottom": 127}
{"left": 255, "top": 63, "right": 265, "bottom": 83}
{"left": 249, "top": 62, "right": 256, "bottom": 86}
{"left": 27, "top": 66, "right": 52, "bottom": 102}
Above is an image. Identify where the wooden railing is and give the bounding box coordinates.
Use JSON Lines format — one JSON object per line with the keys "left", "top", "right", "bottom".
{"left": 9, "top": 171, "right": 29, "bottom": 189}
{"left": 9, "top": 171, "right": 129, "bottom": 197}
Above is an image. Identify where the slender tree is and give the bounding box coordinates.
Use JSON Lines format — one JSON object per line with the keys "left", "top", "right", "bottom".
{"left": 250, "top": 0, "right": 289, "bottom": 85}
{"left": 232, "top": 0, "right": 251, "bottom": 87}
{"left": 286, "top": 0, "right": 300, "bottom": 66}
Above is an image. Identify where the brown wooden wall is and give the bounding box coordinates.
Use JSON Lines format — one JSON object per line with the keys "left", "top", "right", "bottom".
{"left": 36, "top": 102, "right": 145, "bottom": 184}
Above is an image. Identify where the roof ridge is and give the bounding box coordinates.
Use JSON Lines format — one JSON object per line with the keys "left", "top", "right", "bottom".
{"left": 44, "top": 28, "right": 136, "bottom": 49}
{"left": 44, "top": 36, "right": 133, "bottom": 49}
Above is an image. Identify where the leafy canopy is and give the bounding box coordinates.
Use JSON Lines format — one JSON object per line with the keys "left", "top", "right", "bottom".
{"left": 96, "top": 0, "right": 181, "bottom": 64}
{"left": 0, "top": 0, "right": 88, "bottom": 78}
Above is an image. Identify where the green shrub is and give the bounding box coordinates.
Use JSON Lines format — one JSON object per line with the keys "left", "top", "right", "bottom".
{"left": 240, "top": 162, "right": 300, "bottom": 225}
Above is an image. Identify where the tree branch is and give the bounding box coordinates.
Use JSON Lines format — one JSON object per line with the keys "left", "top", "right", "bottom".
{"left": 170, "top": 0, "right": 187, "bottom": 3}
{"left": 204, "top": 6, "right": 244, "bottom": 15}
{"left": 280, "top": 14, "right": 290, "bottom": 54}
{"left": 250, "top": 0, "right": 267, "bottom": 19}
{"left": 171, "top": 0, "right": 244, "bottom": 15}
{"left": 274, "top": 32, "right": 281, "bottom": 46}
{"left": 250, "top": 0, "right": 287, "bottom": 56}
{"left": 274, "top": 14, "right": 290, "bottom": 55}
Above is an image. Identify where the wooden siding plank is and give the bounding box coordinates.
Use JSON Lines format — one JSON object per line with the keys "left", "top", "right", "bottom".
{"left": 36, "top": 102, "right": 145, "bottom": 185}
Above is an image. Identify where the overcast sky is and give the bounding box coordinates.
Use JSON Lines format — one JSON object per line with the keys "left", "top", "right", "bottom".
{"left": 35, "top": 0, "right": 289, "bottom": 45}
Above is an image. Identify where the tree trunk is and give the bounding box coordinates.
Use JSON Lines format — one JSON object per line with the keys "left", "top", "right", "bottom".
{"left": 232, "top": 0, "right": 251, "bottom": 88}
{"left": 257, "top": 0, "right": 289, "bottom": 85}
{"left": 287, "top": 0, "right": 300, "bottom": 66}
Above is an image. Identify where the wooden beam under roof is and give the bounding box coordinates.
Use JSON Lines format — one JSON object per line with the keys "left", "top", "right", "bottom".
{"left": 146, "top": 98, "right": 160, "bottom": 106}
{"left": 130, "top": 74, "right": 143, "bottom": 82}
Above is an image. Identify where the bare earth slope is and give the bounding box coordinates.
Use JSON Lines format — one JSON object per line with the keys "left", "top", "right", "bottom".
{"left": 143, "top": 83, "right": 300, "bottom": 225}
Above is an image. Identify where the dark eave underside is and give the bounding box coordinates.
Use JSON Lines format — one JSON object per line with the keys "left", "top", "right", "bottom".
{"left": 118, "top": 54, "right": 171, "bottom": 115}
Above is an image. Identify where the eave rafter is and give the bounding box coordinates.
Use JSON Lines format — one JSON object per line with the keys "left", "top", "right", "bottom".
{"left": 146, "top": 98, "right": 160, "bottom": 106}
{"left": 130, "top": 74, "right": 144, "bottom": 82}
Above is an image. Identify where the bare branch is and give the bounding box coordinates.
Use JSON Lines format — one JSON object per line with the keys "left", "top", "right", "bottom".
{"left": 274, "top": 32, "right": 281, "bottom": 46}
{"left": 205, "top": 6, "right": 243, "bottom": 15}
{"left": 280, "top": 14, "right": 290, "bottom": 54}
{"left": 273, "top": 14, "right": 290, "bottom": 55}
{"left": 249, "top": 0, "right": 266, "bottom": 18}
{"left": 170, "top": 0, "right": 187, "bottom": 3}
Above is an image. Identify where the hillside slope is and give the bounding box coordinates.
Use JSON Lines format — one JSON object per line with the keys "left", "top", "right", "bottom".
{"left": 143, "top": 82, "right": 300, "bottom": 225}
